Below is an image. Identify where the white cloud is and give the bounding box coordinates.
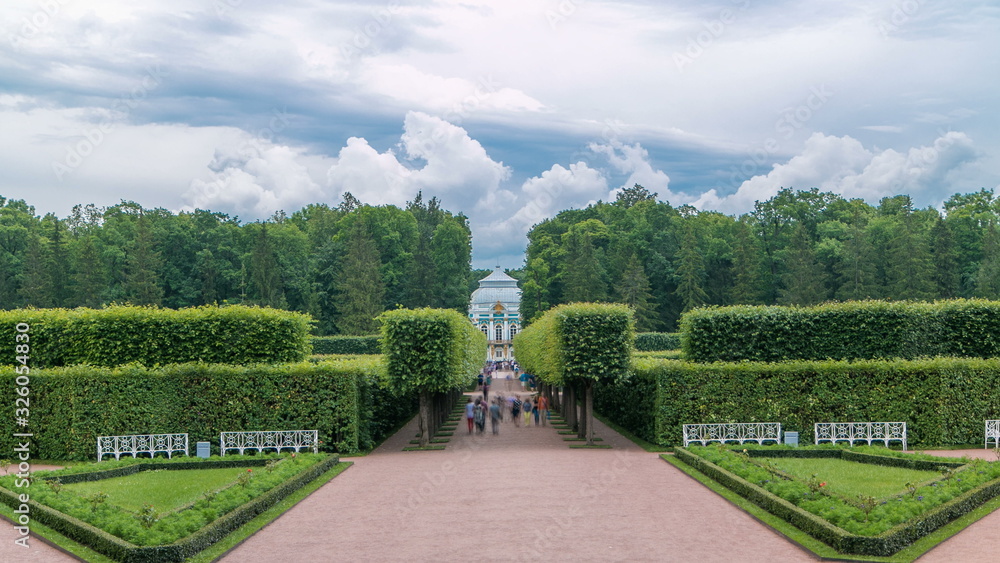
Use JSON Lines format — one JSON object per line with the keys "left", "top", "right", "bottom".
{"left": 183, "top": 143, "right": 324, "bottom": 218}
{"left": 588, "top": 140, "right": 686, "bottom": 203}
{"left": 694, "top": 132, "right": 978, "bottom": 213}
{"left": 359, "top": 62, "right": 545, "bottom": 118}
{"left": 326, "top": 111, "right": 511, "bottom": 211}
{"left": 480, "top": 161, "right": 608, "bottom": 249}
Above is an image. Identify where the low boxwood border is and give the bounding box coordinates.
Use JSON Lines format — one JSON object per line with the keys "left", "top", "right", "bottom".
{"left": 674, "top": 447, "right": 1000, "bottom": 556}
{"left": 662, "top": 454, "right": 1000, "bottom": 562}
{"left": 42, "top": 456, "right": 269, "bottom": 485}
{"left": 741, "top": 447, "right": 965, "bottom": 471}
{"left": 0, "top": 454, "right": 339, "bottom": 562}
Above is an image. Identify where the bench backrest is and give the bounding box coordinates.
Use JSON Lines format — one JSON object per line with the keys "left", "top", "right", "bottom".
{"left": 97, "top": 433, "right": 188, "bottom": 461}
{"left": 814, "top": 422, "right": 907, "bottom": 450}
{"left": 220, "top": 430, "right": 318, "bottom": 456}
{"left": 682, "top": 423, "right": 781, "bottom": 447}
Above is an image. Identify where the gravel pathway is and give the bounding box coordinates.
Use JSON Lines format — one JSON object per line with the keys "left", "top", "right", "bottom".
{"left": 4, "top": 413, "right": 1000, "bottom": 562}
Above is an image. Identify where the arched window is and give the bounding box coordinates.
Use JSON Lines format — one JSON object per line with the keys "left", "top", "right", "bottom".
{"left": 509, "top": 324, "right": 519, "bottom": 338}
{"left": 480, "top": 324, "right": 489, "bottom": 336}
{"left": 494, "top": 324, "right": 503, "bottom": 341}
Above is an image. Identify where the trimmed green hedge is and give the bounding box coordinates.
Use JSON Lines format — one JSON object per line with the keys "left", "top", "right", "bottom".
{"left": 594, "top": 364, "right": 658, "bottom": 444}
{"left": 645, "top": 357, "right": 1000, "bottom": 448}
{"left": 378, "top": 308, "right": 486, "bottom": 394}
{"left": 311, "top": 335, "right": 380, "bottom": 355}
{"left": 514, "top": 303, "right": 634, "bottom": 385}
{"left": 0, "top": 455, "right": 339, "bottom": 562}
{"left": 0, "top": 305, "right": 312, "bottom": 368}
{"left": 0, "top": 359, "right": 414, "bottom": 460}
{"left": 680, "top": 300, "right": 1000, "bottom": 363}
{"left": 675, "top": 447, "right": 1000, "bottom": 556}
{"left": 741, "top": 447, "right": 965, "bottom": 470}
{"left": 634, "top": 332, "right": 680, "bottom": 352}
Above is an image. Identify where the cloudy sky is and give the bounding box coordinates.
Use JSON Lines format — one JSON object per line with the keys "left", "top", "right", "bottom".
{"left": 2, "top": 0, "right": 997, "bottom": 267}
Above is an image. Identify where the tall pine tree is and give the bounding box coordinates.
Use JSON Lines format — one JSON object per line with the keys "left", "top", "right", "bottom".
{"left": 336, "top": 219, "right": 385, "bottom": 335}
{"left": 778, "top": 223, "right": 827, "bottom": 306}
{"left": 563, "top": 232, "right": 608, "bottom": 303}
{"left": 615, "top": 252, "right": 656, "bottom": 331}
{"left": 674, "top": 223, "right": 708, "bottom": 312}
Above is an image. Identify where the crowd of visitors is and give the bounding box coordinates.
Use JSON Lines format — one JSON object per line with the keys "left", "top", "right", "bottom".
{"left": 464, "top": 390, "right": 549, "bottom": 436}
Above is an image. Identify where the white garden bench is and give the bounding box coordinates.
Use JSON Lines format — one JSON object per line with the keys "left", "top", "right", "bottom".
{"left": 97, "top": 433, "right": 188, "bottom": 461}
{"left": 814, "top": 422, "right": 907, "bottom": 451}
{"left": 220, "top": 430, "right": 318, "bottom": 456}
{"left": 986, "top": 420, "right": 1000, "bottom": 449}
{"left": 682, "top": 423, "right": 782, "bottom": 447}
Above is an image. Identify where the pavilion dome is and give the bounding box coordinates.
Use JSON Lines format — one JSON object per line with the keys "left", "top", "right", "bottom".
{"left": 470, "top": 266, "right": 521, "bottom": 309}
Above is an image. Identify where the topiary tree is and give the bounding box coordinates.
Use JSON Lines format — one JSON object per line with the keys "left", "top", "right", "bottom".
{"left": 514, "top": 303, "right": 634, "bottom": 445}
{"left": 379, "top": 308, "right": 486, "bottom": 447}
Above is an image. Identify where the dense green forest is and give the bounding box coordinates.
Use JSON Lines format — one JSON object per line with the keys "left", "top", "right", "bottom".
{"left": 522, "top": 185, "right": 1000, "bottom": 331}
{"left": 0, "top": 192, "right": 472, "bottom": 335}
{"left": 5, "top": 185, "right": 999, "bottom": 336}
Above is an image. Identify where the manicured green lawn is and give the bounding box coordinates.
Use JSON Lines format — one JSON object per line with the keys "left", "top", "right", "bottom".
{"left": 62, "top": 467, "right": 246, "bottom": 512}
{"left": 768, "top": 457, "right": 940, "bottom": 498}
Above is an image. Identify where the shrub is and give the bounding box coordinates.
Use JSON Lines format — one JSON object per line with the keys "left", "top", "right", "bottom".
{"left": 515, "top": 303, "right": 634, "bottom": 445}
{"left": 0, "top": 359, "right": 409, "bottom": 460}
{"left": 645, "top": 357, "right": 1000, "bottom": 448}
{"left": 311, "top": 335, "right": 380, "bottom": 355}
{"left": 634, "top": 332, "right": 681, "bottom": 351}
{"left": 680, "top": 299, "right": 1000, "bottom": 363}
{"left": 378, "top": 308, "right": 486, "bottom": 447}
{"left": 0, "top": 305, "right": 313, "bottom": 368}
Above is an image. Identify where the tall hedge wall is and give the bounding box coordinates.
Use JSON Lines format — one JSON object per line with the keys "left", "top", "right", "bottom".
{"left": 378, "top": 308, "right": 486, "bottom": 393}
{"left": 0, "top": 305, "right": 312, "bottom": 367}
{"left": 643, "top": 357, "right": 1000, "bottom": 447}
{"left": 593, "top": 359, "right": 658, "bottom": 443}
{"left": 311, "top": 335, "right": 381, "bottom": 355}
{"left": 0, "top": 359, "right": 414, "bottom": 460}
{"left": 634, "top": 332, "right": 681, "bottom": 352}
{"left": 681, "top": 300, "right": 1000, "bottom": 363}
{"left": 514, "top": 303, "right": 634, "bottom": 385}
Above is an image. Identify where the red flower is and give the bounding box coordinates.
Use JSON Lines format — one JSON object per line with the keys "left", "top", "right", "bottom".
{"left": 247, "top": 468, "right": 252, "bottom": 473}
{"left": 819, "top": 482, "right": 826, "bottom": 487}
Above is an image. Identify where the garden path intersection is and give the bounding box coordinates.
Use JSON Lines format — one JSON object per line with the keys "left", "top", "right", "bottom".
{"left": 4, "top": 412, "right": 1000, "bottom": 561}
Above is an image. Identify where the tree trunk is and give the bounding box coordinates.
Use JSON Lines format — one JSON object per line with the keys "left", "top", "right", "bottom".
{"left": 585, "top": 379, "right": 595, "bottom": 446}
{"left": 564, "top": 383, "right": 577, "bottom": 432}
{"left": 418, "top": 390, "right": 432, "bottom": 447}
{"left": 577, "top": 382, "right": 587, "bottom": 440}
{"left": 551, "top": 384, "right": 561, "bottom": 412}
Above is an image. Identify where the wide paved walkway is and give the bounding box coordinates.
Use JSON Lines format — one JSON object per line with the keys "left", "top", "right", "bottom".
{"left": 4, "top": 403, "right": 1000, "bottom": 562}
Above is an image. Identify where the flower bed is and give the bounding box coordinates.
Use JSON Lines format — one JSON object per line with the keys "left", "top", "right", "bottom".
{"left": 674, "top": 445, "right": 1000, "bottom": 556}
{"left": 0, "top": 453, "right": 338, "bottom": 562}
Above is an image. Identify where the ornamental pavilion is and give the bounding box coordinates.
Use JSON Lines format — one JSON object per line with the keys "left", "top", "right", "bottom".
{"left": 468, "top": 266, "right": 521, "bottom": 362}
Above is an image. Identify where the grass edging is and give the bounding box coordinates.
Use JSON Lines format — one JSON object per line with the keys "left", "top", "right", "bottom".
{"left": 592, "top": 409, "right": 669, "bottom": 452}
{"left": 0, "top": 460, "right": 352, "bottom": 563}
{"left": 187, "top": 461, "right": 352, "bottom": 562}
{"left": 661, "top": 454, "right": 1000, "bottom": 562}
